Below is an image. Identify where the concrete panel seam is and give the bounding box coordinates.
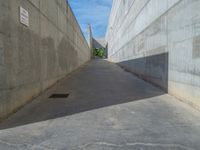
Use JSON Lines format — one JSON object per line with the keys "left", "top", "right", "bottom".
{"left": 26, "top": 0, "right": 88, "bottom": 49}
{"left": 109, "top": 0, "right": 150, "bottom": 42}
{"left": 109, "top": 0, "right": 183, "bottom": 58}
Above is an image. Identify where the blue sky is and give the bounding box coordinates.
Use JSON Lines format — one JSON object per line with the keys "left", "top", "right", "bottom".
{"left": 68, "top": 0, "right": 112, "bottom": 38}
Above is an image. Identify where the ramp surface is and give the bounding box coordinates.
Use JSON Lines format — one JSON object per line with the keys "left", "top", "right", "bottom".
{"left": 0, "top": 59, "right": 200, "bottom": 150}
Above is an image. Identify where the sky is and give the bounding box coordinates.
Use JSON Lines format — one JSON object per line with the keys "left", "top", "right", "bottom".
{"left": 68, "top": 0, "right": 112, "bottom": 39}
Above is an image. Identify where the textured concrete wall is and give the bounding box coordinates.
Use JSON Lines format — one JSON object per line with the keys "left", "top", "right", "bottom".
{"left": 106, "top": 0, "right": 200, "bottom": 109}
{"left": 93, "top": 38, "right": 106, "bottom": 49}
{"left": 0, "top": 0, "right": 90, "bottom": 119}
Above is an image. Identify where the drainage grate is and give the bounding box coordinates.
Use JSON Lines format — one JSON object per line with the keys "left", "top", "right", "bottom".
{"left": 49, "top": 93, "right": 69, "bottom": 98}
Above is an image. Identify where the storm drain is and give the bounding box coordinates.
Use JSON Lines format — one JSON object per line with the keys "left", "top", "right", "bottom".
{"left": 49, "top": 93, "right": 69, "bottom": 98}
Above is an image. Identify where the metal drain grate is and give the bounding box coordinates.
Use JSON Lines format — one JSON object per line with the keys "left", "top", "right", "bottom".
{"left": 49, "top": 93, "right": 69, "bottom": 98}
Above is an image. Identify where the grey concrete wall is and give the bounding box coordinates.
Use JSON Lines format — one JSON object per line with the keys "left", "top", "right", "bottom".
{"left": 106, "top": 0, "right": 200, "bottom": 109}
{"left": 93, "top": 38, "right": 106, "bottom": 49}
{"left": 0, "top": 0, "right": 90, "bottom": 119}
{"left": 87, "top": 24, "right": 93, "bottom": 51}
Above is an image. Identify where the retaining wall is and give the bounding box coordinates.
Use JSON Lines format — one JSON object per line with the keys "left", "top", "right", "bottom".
{"left": 0, "top": 0, "right": 91, "bottom": 119}
{"left": 106, "top": 0, "right": 200, "bottom": 109}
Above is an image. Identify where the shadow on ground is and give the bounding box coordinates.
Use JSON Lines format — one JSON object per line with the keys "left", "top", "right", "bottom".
{"left": 0, "top": 59, "right": 165, "bottom": 130}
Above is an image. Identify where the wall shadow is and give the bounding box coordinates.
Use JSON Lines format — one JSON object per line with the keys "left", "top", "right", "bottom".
{"left": 0, "top": 59, "right": 166, "bottom": 130}
{"left": 117, "top": 52, "right": 169, "bottom": 92}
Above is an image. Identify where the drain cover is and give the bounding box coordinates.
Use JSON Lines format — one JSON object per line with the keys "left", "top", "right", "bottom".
{"left": 49, "top": 93, "right": 69, "bottom": 98}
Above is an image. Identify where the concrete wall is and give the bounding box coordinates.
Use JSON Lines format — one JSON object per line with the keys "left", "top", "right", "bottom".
{"left": 93, "top": 38, "right": 106, "bottom": 49}
{"left": 0, "top": 0, "right": 90, "bottom": 119}
{"left": 106, "top": 0, "right": 200, "bottom": 109}
{"left": 87, "top": 24, "right": 93, "bottom": 50}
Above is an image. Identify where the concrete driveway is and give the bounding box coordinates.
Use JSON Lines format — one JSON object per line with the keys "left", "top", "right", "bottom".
{"left": 0, "top": 59, "right": 200, "bottom": 150}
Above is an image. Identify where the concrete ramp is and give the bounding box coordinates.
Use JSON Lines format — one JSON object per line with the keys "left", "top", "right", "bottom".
{"left": 0, "top": 60, "right": 200, "bottom": 149}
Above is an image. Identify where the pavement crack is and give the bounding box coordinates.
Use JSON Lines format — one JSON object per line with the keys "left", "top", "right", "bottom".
{"left": 0, "top": 140, "right": 30, "bottom": 147}
{"left": 126, "top": 142, "right": 194, "bottom": 150}
{"left": 72, "top": 141, "right": 195, "bottom": 150}
{"left": 0, "top": 139, "right": 53, "bottom": 150}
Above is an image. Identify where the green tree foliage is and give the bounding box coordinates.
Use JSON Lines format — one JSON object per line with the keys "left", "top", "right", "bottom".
{"left": 93, "top": 48, "right": 106, "bottom": 58}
